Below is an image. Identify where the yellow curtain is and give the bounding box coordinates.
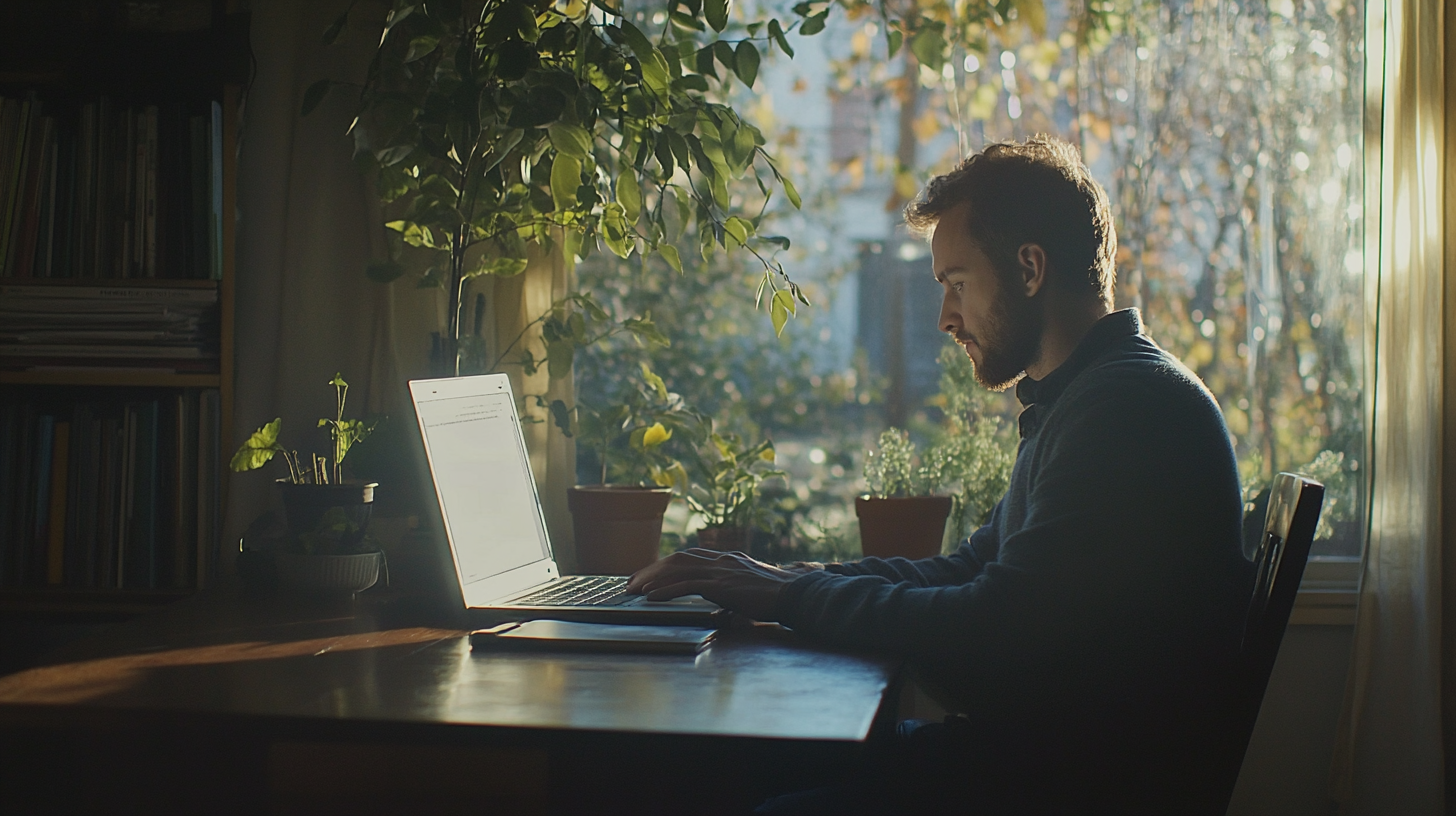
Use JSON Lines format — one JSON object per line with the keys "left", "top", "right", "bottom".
{"left": 471, "top": 244, "right": 579, "bottom": 573}
{"left": 1330, "top": 0, "right": 1447, "bottom": 811}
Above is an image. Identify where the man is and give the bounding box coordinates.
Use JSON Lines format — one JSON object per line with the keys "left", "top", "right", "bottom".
{"left": 627, "top": 136, "right": 1253, "bottom": 813}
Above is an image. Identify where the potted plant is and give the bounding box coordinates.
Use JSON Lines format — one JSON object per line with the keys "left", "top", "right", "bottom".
{"left": 857, "top": 341, "right": 1019, "bottom": 559}
{"left": 682, "top": 419, "right": 784, "bottom": 552}
{"left": 231, "top": 373, "right": 384, "bottom": 595}
{"left": 552, "top": 363, "right": 694, "bottom": 575}
{"left": 856, "top": 428, "right": 953, "bottom": 560}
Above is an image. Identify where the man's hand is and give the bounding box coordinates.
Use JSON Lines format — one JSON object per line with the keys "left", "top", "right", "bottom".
{"left": 625, "top": 549, "right": 809, "bottom": 622}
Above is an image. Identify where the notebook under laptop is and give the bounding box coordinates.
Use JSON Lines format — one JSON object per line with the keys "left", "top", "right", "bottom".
{"left": 409, "top": 373, "right": 725, "bottom": 627}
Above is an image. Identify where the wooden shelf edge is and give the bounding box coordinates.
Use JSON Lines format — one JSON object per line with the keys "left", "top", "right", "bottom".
{"left": 0, "top": 371, "right": 221, "bottom": 387}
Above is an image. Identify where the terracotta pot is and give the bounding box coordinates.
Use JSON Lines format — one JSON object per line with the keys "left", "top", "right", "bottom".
{"left": 855, "top": 496, "right": 954, "bottom": 560}
{"left": 695, "top": 526, "right": 748, "bottom": 552}
{"left": 568, "top": 486, "right": 673, "bottom": 576}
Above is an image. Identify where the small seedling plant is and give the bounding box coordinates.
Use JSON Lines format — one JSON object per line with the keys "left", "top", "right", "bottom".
{"left": 231, "top": 373, "right": 378, "bottom": 484}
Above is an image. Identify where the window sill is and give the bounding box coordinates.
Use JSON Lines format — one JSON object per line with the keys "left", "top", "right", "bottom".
{"left": 1290, "top": 557, "right": 1360, "bottom": 625}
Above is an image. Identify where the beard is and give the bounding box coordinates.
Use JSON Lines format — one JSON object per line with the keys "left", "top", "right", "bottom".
{"left": 968, "top": 275, "right": 1043, "bottom": 391}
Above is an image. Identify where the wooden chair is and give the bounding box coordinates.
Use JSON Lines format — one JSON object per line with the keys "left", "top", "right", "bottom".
{"left": 1211, "top": 472, "right": 1326, "bottom": 812}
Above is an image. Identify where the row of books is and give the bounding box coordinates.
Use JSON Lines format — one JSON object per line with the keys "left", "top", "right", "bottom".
{"left": 0, "top": 94, "right": 223, "bottom": 280}
{"left": 0, "top": 390, "right": 221, "bottom": 590}
{"left": 0, "top": 282, "right": 219, "bottom": 371}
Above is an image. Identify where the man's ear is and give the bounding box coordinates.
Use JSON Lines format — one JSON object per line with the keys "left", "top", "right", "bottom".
{"left": 1017, "top": 244, "right": 1049, "bottom": 297}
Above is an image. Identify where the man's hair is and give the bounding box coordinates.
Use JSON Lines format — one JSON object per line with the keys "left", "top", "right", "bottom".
{"left": 904, "top": 135, "right": 1116, "bottom": 303}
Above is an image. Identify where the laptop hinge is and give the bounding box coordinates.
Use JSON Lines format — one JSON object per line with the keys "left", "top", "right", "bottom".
{"left": 465, "top": 558, "right": 560, "bottom": 608}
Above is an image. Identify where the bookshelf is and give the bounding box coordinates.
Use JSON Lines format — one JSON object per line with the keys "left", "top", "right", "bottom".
{"left": 0, "top": 2, "right": 245, "bottom": 617}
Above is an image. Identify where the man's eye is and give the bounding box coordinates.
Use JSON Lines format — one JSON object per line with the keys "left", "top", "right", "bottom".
{"left": 953, "top": 283, "right": 964, "bottom": 293}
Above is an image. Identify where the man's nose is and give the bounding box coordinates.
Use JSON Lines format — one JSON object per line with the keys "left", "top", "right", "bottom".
{"left": 939, "top": 294, "right": 960, "bottom": 335}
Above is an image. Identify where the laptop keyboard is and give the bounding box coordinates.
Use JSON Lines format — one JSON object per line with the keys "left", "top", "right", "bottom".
{"left": 512, "top": 576, "right": 635, "bottom": 607}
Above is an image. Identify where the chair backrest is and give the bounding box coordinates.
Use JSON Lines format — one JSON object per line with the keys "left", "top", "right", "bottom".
{"left": 1210, "top": 472, "right": 1325, "bottom": 813}
{"left": 1241, "top": 472, "right": 1325, "bottom": 676}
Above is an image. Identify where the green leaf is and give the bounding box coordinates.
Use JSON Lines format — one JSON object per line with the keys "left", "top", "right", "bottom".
{"left": 547, "top": 121, "right": 592, "bottom": 158}
{"left": 329, "top": 372, "right": 347, "bottom": 388}
{"left": 382, "top": 5, "right": 416, "bottom": 41}
{"left": 886, "top": 28, "right": 903, "bottom": 57}
{"left": 733, "top": 41, "right": 760, "bottom": 87}
{"left": 712, "top": 40, "right": 736, "bottom": 74}
{"left": 641, "top": 363, "right": 669, "bottom": 400}
{"left": 467, "top": 256, "right": 529, "bottom": 279}
{"left": 761, "top": 235, "right": 791, "bottom": 249}
{"left": 659, "top": 243, "right": 683, "bottom": 273}
{"left": 722, "top": 216, "right": 750, "bottom": 248}
{"left": 910, "top": 26, "right": 947, "bottom": 73}
{"left": 799, "top": 11, "right": 827, "bottom": 36}
{"left": 704, "top": 0, "right": 729, "bottom": 32}
{"left": 620, "top": 21, "right": 671, "bottom": 91}
{"left": 616, "top": 171, "right": 642, "bottom": 222}
{"left": 548, "top": 399, "right": 575, "bottom": 437}
{"left": 417, "top": 267, "right": 447, "bottom": 288}
{"left": 600, "top": 202, "right": 634, "bottom": 258}
{"left": 301, "top": 80, "right": 332, "bottom": 117}
{"left": 625, "top": 315, "right": 671, "bottom": 346}
{"left": 366, "top": 259, "right": 405, "bottom": 282}
{"left": 669, "top": 11, "right": 705, "bottom": 32}
{"left": 322, "top": 8, "right": 349, "bottom": 44}
{"left": 780, "top": 174, "right": 801, "bottom": 208}
{"left": 230, "top": 418, "right": 281, "bottom": 472}
{"left": 770, "top": 290, "right": 795, "bottom": 336}
{"left": 404, "top": 35, "right": 440, "bottom": 63}
{"left": 768, "top": 19, "right": 794, "bottom": 57}
{"left": 550, "top": 154, "right": 581, "bottom": 211}
{"left": 546, "top": 339, "right": 575, "bottom": 379}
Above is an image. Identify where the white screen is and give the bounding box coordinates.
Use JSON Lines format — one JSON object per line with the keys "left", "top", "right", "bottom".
{"left": 413, "top": 385, "right": 551, "bottom": 588}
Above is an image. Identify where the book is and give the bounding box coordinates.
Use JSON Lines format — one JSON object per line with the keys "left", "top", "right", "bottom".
{"left": 470, "top": 620, "right": 719, "bottom": 655}
{"left": 46, "top": 420, "right": 70, "bottom": 585}
{"left": 196, "top": 388, "right": 219, "bottom": 587}
{"left": 209, "top": 100, "right": 222, "bottom": 280}
{"left": 0, "top": 283, "right": 219, "bottom": 303}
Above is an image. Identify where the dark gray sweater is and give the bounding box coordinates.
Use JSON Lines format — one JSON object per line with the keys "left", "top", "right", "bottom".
{"left": 776, "top": 310, "right": 1252, "bottom": 790}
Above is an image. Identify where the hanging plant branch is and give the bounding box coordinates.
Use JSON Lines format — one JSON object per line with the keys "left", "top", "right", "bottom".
{"left": 308, "top": 0, "right": 833, "bottom": 375}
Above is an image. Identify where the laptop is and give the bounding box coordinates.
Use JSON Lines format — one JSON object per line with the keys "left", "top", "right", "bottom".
{"left": 409, "top": 373, "right": 726, "bottom": 627}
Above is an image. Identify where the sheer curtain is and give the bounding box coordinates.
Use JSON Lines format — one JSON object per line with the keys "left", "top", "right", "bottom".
{"left": 225, "top": 1, "right": 574, "bottom": 571}
{"left": 1329, "top": 0, "right": 1447, "bottom": 812}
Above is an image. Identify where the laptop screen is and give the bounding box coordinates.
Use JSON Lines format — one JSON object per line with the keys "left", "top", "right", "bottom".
{"left": 410, "top": 375, "right": 553, "bottom": 594}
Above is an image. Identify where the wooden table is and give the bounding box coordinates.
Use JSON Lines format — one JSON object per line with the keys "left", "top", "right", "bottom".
{"left": 0, "top": 589, "right": 899, "bottom": 814}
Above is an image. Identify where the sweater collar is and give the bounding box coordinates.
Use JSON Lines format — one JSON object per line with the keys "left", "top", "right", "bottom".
{"left": 1015, "top": 308, "right": 1143, "bottom": 414}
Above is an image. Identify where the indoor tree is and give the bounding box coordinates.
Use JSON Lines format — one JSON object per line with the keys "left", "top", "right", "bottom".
{"left": 307, "top": 0, "right": 827, "bottom": 374}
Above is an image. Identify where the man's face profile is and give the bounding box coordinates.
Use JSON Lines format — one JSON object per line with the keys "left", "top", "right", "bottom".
{"left": 930, "top": 203, "right": 1043, "bottom": 391}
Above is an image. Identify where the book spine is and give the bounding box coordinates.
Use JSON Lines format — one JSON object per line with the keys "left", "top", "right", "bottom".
{"left": 46, "top": 420, "right": 69, "bottom": 584}
{"left": 15, "top": 116, "right": 55, "bottom": 278}
{"left": 29, "top": 413, "right": 54, "bottom": 585}
{"left": 37, "top": 130, "right": 59, "bottom": 277}
{"left": 189, "top": 114, "right": 206, "bottom": 280}
{"left": 174, "top": 391, "right": 196, "bottom": 588}
{"left": 116, "top": 405, "right": 135, "bottom": 587}
{"left": 1, "top": 98, "right": 36, "bottom": 276}
{"left": 209, "top": 101, "right": 222, "bottom": 281}
{"left": 54, "top": 129, "right": 75, "bottom": 278}
{"left": 0, "top": 399, "right": 16, "bottom": 586}
{"left": 77, "top": 102, "right": 95, "bottom": 277}
{"left": 197, "top": 388, "right": 219, "bottom": 587}
{"left": 132, "top": 400, "right": 158, "bottom": 589}
{"left": 97, "top": 416, "right": 118, "bottom": 588}
{"left": 0, "top": 98, "right": 19, "bottom": 275}
{"left": 144, "top": 106, "right": 158, "bottom": 279}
